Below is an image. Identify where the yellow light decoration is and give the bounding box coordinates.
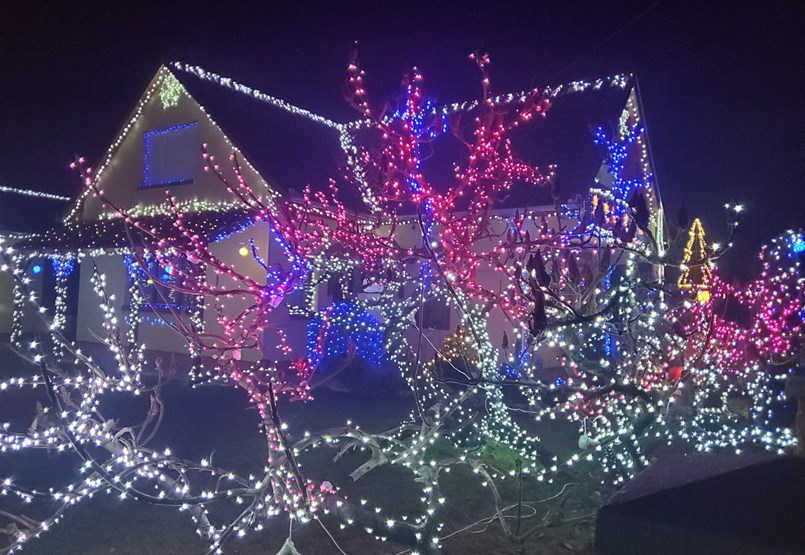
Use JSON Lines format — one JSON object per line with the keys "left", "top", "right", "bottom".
{"left": 238, "top": 245, "right": 249, "bottom": 257}
{"left": 677, "top": 218, "right": 712, "bottom": 292}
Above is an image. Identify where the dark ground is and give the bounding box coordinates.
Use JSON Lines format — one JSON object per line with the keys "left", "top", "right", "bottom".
{"left": 597, "top": 454, "right": 805, "bottom": 555}
{"left": 0, "top": 341, "right": 597, "bottom": 554}
{"left": 3, "top": 338, "right": 800, "bottom": 554}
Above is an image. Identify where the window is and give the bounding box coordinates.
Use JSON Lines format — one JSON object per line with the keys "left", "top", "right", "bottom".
{"left": 326, "top": 269, "right": 363, "bottom": 301}
{"left": 420, "top": 298, "right": 451, "bottom": 330}
{"left": 287, "top": 281, "right": 318, "bottom": 319}
{"left": 143, "top": 122, "right": 199, "bottom": 187}
{"left": 129, "top": 256, "right": 194, "bottom": 313}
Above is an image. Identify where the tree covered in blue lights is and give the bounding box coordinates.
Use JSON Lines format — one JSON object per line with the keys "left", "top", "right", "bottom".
{"left": 307, "top": 301, "right": 385, "bottom": 370}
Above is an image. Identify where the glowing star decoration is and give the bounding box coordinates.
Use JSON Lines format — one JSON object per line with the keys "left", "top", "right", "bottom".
{"left": 159, "top": 72, "right": 183, "bottom": 109}
{"left": 677, "top": 218, "right": 712, "bottom": 295}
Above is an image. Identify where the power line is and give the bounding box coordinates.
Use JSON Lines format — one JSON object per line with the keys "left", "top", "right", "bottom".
{"left": 539, "top": 1, "right": 663, "bottom": 86}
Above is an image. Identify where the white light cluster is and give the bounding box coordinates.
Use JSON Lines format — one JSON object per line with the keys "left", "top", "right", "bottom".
{"left": 0, "top": 185, "right": 71, "bottom": 202}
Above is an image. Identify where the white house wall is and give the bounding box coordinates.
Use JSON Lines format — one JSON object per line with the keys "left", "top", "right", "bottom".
{"left": 205, "top": 221, "right": 274, "bottom": 362}
{"left": 0, "top": 271, "right": 12, "bottom": 334}
{"left": 75, "top": 254, "right": 125, "bottom": 343}
{"left": 71, "top": 65, "right": 278, "bottom": 358}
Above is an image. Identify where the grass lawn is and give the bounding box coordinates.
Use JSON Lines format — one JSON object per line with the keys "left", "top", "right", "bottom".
{"left": 1, "top": 341, "right": 598, "bottom": 554}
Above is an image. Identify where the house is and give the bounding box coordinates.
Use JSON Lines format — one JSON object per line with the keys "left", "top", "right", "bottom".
{"left": 7, "top": 63, "right": 663, "bottom": 369}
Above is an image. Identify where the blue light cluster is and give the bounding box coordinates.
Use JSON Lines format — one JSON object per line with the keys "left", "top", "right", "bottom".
{"left": 499, "top": 363, "right": 523, "bottom": 380}
{"left": 208, "top": 216, "right": 255, "bottom": 244}
{"left": 51, "top": 256, "right": 77, "bottom": 279}
{"left": 593, "top": 122, "right": 653, "bottom": 214}
{"left": 392, "top": 93, "right": 439, "bottom": 142}
{"left": 307, "top": 302, "right": 385, "bottom": 369}
{"left": 603, "top": 273, "right": 614, "bottom": 357}
{"left": 124, "top": 253, "right": 144, "bottom": 283}
{"left": 264, "top": 218, "right": 310, "bottom": 289}
{"left": 789, "top": 233, "right": 805, "bottom": 256}
{"left": 394, "top": 87, "right": 437, "bottom": 286}
{"left": 138, "top": 311, "right": 174, "bottom": 327}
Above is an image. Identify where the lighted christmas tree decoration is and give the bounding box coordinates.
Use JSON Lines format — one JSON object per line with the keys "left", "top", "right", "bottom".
{"left": 677, "top": 218, "right": 712, "bottom": 291}
{"left": 677, "top": 217, "right": 714, "bottom": 304}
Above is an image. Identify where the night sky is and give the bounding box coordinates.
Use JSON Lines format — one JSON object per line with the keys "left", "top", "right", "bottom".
{"left": 1, "top": 1, "right": 803, "bottom": 278}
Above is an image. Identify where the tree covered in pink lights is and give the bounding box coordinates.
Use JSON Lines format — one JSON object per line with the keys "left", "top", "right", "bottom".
{"left": 2, "top": 55, "right": 802, "bottom": 554}
{"left": 670, "top": 222, "right": 803, "bottom": 451}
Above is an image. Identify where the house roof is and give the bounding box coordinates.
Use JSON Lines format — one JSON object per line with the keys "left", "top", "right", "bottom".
{"left": 10, "top": 67, "right": 643, "bottom": 252}
{"left": 412, "top": 82, "right": 634, "bottom": 211}
{"left": 171, "top": 66, "right": 361, "bottom": 208}
{"left": 171, "top": 64, "right": 635, "bottom": 213}
{"left": 0, "top": 185, "right": 72, "bottom": 235}
{"left": 13, "top": 209, "right": 253, "bottom": 253}
{"left": 505, "top": 82, "right": 633, "bottom": 207}
{"left": 0, "top": 195, "right": 67, "bottom": 235}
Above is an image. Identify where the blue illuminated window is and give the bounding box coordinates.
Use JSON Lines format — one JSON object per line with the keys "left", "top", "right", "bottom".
{"left": 143, "top": 122, "right": 199, "bottom": 187}
{"left": 126, "top": 256, "right": 194, "bottom": 313}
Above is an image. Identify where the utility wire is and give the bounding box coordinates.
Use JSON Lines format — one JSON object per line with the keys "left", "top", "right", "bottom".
{"left": 537, "top": 1, "right": 663, "bottom": 86}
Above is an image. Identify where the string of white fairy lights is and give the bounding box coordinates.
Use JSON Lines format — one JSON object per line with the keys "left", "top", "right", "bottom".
{"left": 63, "top": 67, "right": 278, "bottom": 225}
{"left": 0, "top": 185, "right": 70, "bottom": 202}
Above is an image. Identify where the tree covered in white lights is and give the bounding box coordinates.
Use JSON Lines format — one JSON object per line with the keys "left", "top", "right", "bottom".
{"left": 1, "top": 55, "right": 802, "bottom": 554}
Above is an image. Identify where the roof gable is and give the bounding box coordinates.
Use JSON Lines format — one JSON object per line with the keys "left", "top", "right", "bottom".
{"left": 67, "top": 66, "right": 278, "bottom": 223}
